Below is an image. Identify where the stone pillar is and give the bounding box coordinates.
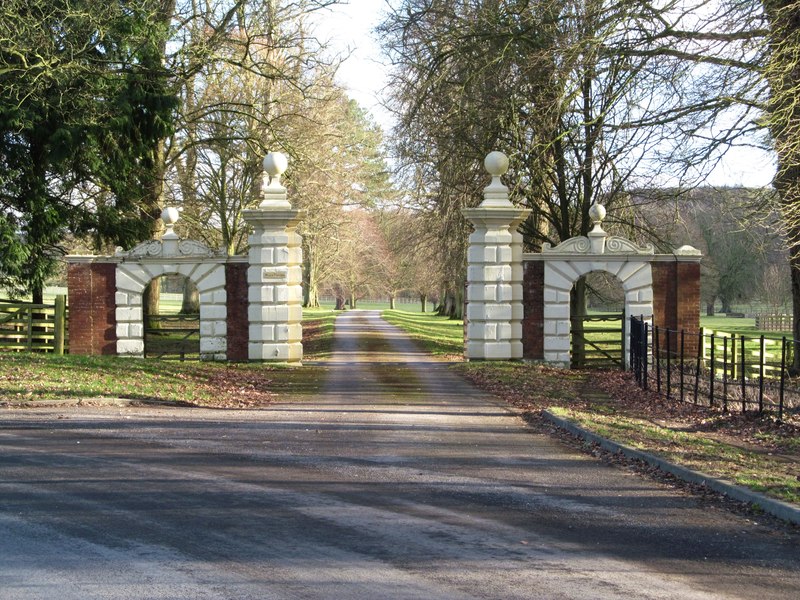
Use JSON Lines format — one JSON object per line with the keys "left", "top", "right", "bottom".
{"left": 243, "top": 152, "right": 305, "bottom": 363}
{"left": 462, "top": 152, "right": 531, "bottom": 361}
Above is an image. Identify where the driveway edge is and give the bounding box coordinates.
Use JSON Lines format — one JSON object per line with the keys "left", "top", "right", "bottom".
{"left": 542, "top": 409, "right": 800, "bottom": 526}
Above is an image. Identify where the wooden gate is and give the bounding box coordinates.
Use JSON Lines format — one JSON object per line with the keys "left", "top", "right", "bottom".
{"left": 571, "top": 312, "right": 625, "bottom": 369}
{"left": 144, "top": 314, "right": 200, "bottom": 360}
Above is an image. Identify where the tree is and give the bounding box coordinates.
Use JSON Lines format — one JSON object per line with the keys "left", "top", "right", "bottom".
{"left": 379, "top": 0, "right": 763, "bottom": 321}
{"left": 762, "top": 1, "right": 800, "bottom": 359}
{"left": 0, "top": 0, "right": 177, "bottom": 301}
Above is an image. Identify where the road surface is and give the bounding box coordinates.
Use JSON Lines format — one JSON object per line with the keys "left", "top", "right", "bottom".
{"left": 0, "top": 310, "right": 798, "bottom": 599}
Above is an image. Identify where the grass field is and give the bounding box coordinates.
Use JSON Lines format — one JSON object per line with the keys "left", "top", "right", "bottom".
{"left": 302, "top": 308, "right": 338, "bottom": 360}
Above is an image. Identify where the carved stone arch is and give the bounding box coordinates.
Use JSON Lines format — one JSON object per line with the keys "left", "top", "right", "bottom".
{"left": 115, "top": 258, "right": 228, "bottom": 359}
{"left": 541, "top": 257, "right": 654, "bottom": 367}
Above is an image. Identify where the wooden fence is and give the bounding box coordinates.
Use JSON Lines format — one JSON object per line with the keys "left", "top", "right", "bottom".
{"left": 0, "top": 297, "right": 67, "bottom": 354}
{"left": 754, "top": 314, "right": 792, "bottom": 332}
{"left": 701, "top": 328, "right": 785, "bottom": 380}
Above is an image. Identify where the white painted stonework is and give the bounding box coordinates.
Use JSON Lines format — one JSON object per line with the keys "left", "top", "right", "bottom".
{"left": 462, "top": 152, "right": 531, "bottom": 360}
{"left": 243, "top": 152, "right": 305, "bottom": 363}
{"left": 114, "top": 222, "right": 231, "bottom": 360}
{"left": 528, "top": 206, "right": 655, "bottom": 367}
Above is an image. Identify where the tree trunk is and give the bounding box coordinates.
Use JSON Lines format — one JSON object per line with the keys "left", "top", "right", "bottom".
{"left": 570, "top": 277, "right": 587, "bottom": 367}
{"left": 143, "top": 279, "right": 160, "bottom": 329}
{"left": 453, "top": 285, "right": 464, "bottom": 320}
{"left": 789, "top": 242, "right": 800, "bottom": 373}
{"left": 420, "top": 294, "right": 427, "bottom": 313}
{"left": 441, "top": 291, "right": 455, "bottom": 317}
{"left": 706, "top": 301, "right": 716, "bottom": 317}
{"left": 350, "top": 292, "right": 357, "bottom": 309}
{"left": 721, "top": 298, "right": 732, "bottom": 314}
{"left": 763, "top": 1, "right": 800, "bottom": 371}
{"left": 389, "top": 294, "right": 396, "bottom": 310}
{"left": 180, "top": 280, "right": 199, "bottom": 314}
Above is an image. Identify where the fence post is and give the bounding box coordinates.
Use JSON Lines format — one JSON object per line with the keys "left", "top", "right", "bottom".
{"left": 740, "top": 335, "right": 746, "bottom": 413}
{"left": 655, "top": 325, "right": 661, "bottom": 395}
{"left": 693, "top": 328, "right": 702, "bottom": 404}
{"left": 629, "top": 316, "right": 636, "bottom": 381}
{"left": 620, "top": 310, "right": 626, "bottom": 370}
{"left": 26, "top": 307, "right": 33, "bottom": 351}
{"left": 709, "top": 332, "right": 715, "bottom": 407}
{"left": 722, "top": 336, "right": 728, "bottom": 413}
{"left": 54, "top": 295, "right": 66, "bottom": 356}
{"left": 758, "top": 335, "right": 765, "bottom": 414}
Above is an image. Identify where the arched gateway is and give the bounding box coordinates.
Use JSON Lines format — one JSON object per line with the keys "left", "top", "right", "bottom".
{"left": 462, "top": 152, "right": 701, "bottom": 367}
{"left": 67, "top": 152, "right": 303, "bottom": 363}
{"left": 67, "top": 151, "right": 700, "bottom": 367}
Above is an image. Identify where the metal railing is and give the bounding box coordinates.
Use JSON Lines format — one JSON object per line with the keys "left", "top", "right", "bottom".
{"left": 629, "top": 316, "right": 799, "bottom": 421}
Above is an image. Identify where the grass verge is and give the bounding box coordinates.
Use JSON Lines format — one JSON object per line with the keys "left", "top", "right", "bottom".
{"left": 381, "top": 310, "right": 464, "bottom": 358}
{"left": 302, "top": 308, "right": 338, "bottom": 360}
{"left": 0, "top": 352, "right": 327, "bottom": 408}
{"left": 456, "top": 362, "right": 800, "bottom": 506}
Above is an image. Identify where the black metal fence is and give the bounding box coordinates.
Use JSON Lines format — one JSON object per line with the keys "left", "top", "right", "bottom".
{"left": 629, "top": 316, "right": 799, "bottom": 420}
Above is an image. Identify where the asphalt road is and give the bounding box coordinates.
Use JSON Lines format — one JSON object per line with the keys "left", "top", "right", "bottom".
{"left": 0, "top": 310, "right": 798, "bottom": 599}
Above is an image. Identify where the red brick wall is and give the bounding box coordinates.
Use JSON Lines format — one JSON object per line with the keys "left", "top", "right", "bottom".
{"left": 651, "top": 260, "right": 700, "bottom": 356}
{"left": 676, "top": 262, "right": 701, "bottom": 333}
{"left": 67, "top": 263, "right": 117, "bottom": 355}
{"left": 522, "top": 261, "right": 544, "bottom": 359}
{"left": 651, "top": 262, "right": 676, "bottom": 330}
{"left": 225, "top": 263, "right": 249, "bottom": 361}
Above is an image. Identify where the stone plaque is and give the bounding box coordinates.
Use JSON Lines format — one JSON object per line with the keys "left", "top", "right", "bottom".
{"left": 261, "top": 267, "right": 288, "bottom": 282}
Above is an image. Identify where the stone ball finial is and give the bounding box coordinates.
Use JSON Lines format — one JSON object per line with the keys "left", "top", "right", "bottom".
{"left": 589, "top": 202, "right": 606, "bottom": 224}
{"left": 263, "top": 151, "right": 288, "bottom": 186}
{"left": 161, "top": 206, "right": 180, "bottom": 226}
{"left": 484, "top": 151, "right": 509, "bottom": 177}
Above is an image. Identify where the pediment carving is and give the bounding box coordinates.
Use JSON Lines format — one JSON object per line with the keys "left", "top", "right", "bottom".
{"left": 117, "top": 238, "right": 222, "bottom": 259}
{"left": 542, "top": 235, "right": 653, "bottom": 255}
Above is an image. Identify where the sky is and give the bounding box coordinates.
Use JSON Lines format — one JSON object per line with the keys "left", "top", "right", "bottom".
{"left": 313, "top": 1, "right": 776, "bottom": 188}
{"left": 312, "top": 0, "right": 394, "bottom": 131}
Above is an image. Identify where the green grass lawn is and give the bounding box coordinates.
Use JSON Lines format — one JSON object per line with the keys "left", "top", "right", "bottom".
{"left": 381, "top": 309, "right": 464, "bottom": 357}
{"left": 0, "top": 351, "right": 324, "bottom": 407}
{"left": 699, "top": 315, "right": 789, "bottom": 338}
{"left": 302, "top": 308, "right": 338, "bottom": 360}
{"left": 315, "top": 300, "right": 426, "bottom": 313}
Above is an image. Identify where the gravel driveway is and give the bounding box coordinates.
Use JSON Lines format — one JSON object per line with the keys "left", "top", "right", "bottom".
{"left": 0, "top": 310, "right": 798, "bottom": 599}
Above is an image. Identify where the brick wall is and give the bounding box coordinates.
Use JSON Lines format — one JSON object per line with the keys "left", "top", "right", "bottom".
{"left": 651, "top": 262, "right": 676, "bottom": 330}
{"left": 67, "top": 262, "right": 116, "bottom": 355}
{"left": 651, "top": 260, "right": 701, "bottom": 356}
{"left": 522, "top": 261, "right": 544, "bottom": 359}
{"left": 225, "top": 263, "right": 249, "bottom": 361}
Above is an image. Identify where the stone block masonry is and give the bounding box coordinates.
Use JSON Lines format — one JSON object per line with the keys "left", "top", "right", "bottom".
{"left": 462, "top": 152, "right": 531, "bottom": 361}
{"left": 243, "top": 152, "right": 305, "bottom": 363}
